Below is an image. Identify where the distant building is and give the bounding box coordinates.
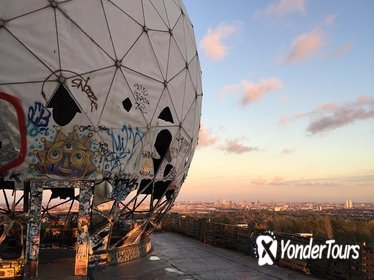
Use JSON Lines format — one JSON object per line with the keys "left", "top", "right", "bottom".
{"left": 345, "top": 200, "right": 353, "bottom": 209}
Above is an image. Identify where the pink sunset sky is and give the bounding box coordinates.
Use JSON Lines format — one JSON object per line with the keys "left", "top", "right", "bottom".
{"left": 178, "top": 0, "right": 374, "bottom": 202}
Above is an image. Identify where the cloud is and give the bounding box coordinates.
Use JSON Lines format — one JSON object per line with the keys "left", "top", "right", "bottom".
{"left": 200, "top": 22, "right": 242, "bottom": 60}
{"left": 307, "top": 96, "right": 374, "bottom": 134}
{"left": 324, "top": 14, "right": 337, "bottom": 25}
{"left": 280, "top": 29, "right": 326, "bottom": 64}
{"left": 279, "top": 115, "right": 290, "bottom": 125}
{"left": 264, "top": 0, "right": 306, "bottom": 17}
{"left": 257, "top": 177, "right": 338, "bottom": 187}
{"left": 281, "top": 148, "right": 293, "bottom": 155}
{"left": 293, "top": 180, "right": 339, "bottom": 187}
{"left": 281, "top": 96, "right": 374, "bottom": 134}
{"left": 276, "top": 14, "right": 344, "bottom": 64}
{"left": 279, "top": 112, "right": 305, "bottom": 125}
{"left": 220, "top": 138, "right": 259, "bottom": 154}
{"left": 251, "top": 178, "right": 267, "bottom": 186}
{"left": 198, "top": 123, "right": 219, "bottom": 148}
{"left": 316, "top": 102, "right": 338, "bottom": 112}
{"left": 272, "top": 176, "right": 285, "bottom": 185}
{"left": 329, "top": 42, "right": 353, "bottom": 59}
{"left": 220, "top": 77, "right": 284, "bottom": 106}
{"left": 251, "top": 176, "right": 285, "bottom": 186}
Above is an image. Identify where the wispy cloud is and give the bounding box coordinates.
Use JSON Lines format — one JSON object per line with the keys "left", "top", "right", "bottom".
{"left": 272, "top": 176, "right": 285, "bottom": 185}
{"left": 264, "top": 0, "right": 306, "bottom": 17}
{"left": 279, "top": 115, "right": 290, "bottom": 125}
{"left": 279, "top": 112, "right": 305, "bottom": 125}
{"left": 307, "top": 96, "right": 374, "bottom": 134}
{"left": 278, "top": 29, "right": 326, "bottom": 64}
{"left": 276, "top": 14, "right": 343, "bottom": 64}
{"left": 219, "top": 77, "right": 284, "bottom": 106}
{"left": 329, "top": 42, "right": 353, "bottom": 59}
{"left": 249, "top": 174, "right": 374, "bottom": 190}
{"left": 324, "top": 14, "right": 337, "bottom": 25}
{"left": 252, "top": 176, "right": 339, "bottom": 187}
{"left": 220, "top": 138, "right": 259, "bottom": 154}
{"left": 281, "top": 148, "right": 293, "bottom": 155}
{"left": 251, "top": 177, "right": 267, "bottom": 186}
{"left": 280, "top": 96, "right": 374, "bottom": 134}
{"left": 251, "top": 176, "right": 285, "bottom": 186}
{"left": 200, "top": 22, "right": 242, "bottom": 61}
{"left": 198, "top": 122, "right": 219, "bottom": 148}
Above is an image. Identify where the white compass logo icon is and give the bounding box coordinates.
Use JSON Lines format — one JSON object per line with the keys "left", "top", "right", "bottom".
{"left": 256, "top": 232, "right": 278, "bottom": 266}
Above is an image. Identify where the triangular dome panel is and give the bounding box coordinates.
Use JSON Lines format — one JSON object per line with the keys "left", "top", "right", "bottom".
{"left": 182, "top": 69, "right": 196, "bottom": 118}
{"left": 0, "top": 0, "right": 47, "bottom": 20}
{"left": 182, "top": 99, "right": 196, "bottom": 139}
{"left": 98, "top": 68, "right": 147, "bottom": 129}
{"left": 56, "top": 9, "right": 113, "bottom": 74}
{"left": 164, "top": 0, "right": 182, "bottom": 29}
{"left": 184, "top": 17, "right": 198, "bottom": 63}
{"left": 109, "top": 0, "right": 144, "bottom": 26}
{"left": 6, "top": 8, "right": 59, "bottom": 72}
{"left": 121, "top": 68, "right": 164, "bottom": 125}
{"left": 143, "top": 0, "right": 169, "bottom": 31}
{"left": 103, "top": 0, "right": 143, "bottom": 61}
{"left": 167, "top": 36, "right": 186, "bottom": 81}
{"left": 59, "top": 0, "right": 116, "bottom": 59}
{"left": 0, "top": 30, "right": 52, "bottom": 84}
{"left": 188, "top": 55, "right": 202, "bottom": 94}
{"left": 149, "top": 0, "right": 170, "bottom": 28}
{"left": 172, "top": 16, "right": 187, "bottom": 62}
{"left": 63, "top": 67, "right": 117, "bottom": 127}
{"left": 167, "top": 69, "right": 186, "bottom": 122}
{"left": 151, "top": 88, "right": 179, "bottom": 127}
{"left": 122, "top": 32, "right": 163, "bottom": 82}
{"left": 148, "top": 30, "right": 171, "bottom": 81}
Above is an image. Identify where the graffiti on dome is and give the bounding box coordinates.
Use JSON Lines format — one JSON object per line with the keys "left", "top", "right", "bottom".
{"left": 133, "top": 84, "right": 150, "bottom": 114}
{"left": 30, "top": 126, "right": 97, "bottom": 178}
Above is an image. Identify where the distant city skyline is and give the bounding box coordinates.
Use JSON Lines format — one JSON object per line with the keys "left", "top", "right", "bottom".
{"left": 179, "top": 0, "right": 374, "bottom": 202}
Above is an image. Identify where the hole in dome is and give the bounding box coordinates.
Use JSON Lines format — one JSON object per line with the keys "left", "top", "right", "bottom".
{"left": 158, "top": 107, "right": 174, "bottom": 123}
{"left": 138, "top": 180, "right": 171, "bottom": 199}
{"left": 138, "top": 179, "right": 152, "bottom": 195}
{"left": 153, "top": 130, "right": 172, "bottom": 172}
{"left": 122, "top": 98, "right": 132, "bottom": 112}
{"left": 165, "top": 189, "right": 175, "bottom": 201}
{"left": 164, "top": 164, "right": 174, "bottom": 177}
{"left": 154, "top": 180, "right": 172, "bottom": 199}
{"left": 47, "top": 84, "right": 81, "bottom": 126}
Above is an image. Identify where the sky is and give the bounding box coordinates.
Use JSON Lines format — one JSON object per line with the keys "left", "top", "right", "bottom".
{"left": 178, "top": 0, "right": 374, "bottom": 203}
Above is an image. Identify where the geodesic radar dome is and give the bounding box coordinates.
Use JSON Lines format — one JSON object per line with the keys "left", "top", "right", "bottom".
{"left": 0, "top": 0, "right": 202, "bottom": 194}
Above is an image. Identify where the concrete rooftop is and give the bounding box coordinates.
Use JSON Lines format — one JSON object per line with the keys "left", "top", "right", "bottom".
{"left": 37, "top": 232, "right": 317, "bottom": 280}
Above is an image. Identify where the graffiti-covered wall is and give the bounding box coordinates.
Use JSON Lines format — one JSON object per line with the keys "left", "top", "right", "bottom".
{"left": 0, "top": 0, "right": 202, "bottom": 277}
{"left": 0, "top": 0, "right": 202, "bottom": 200}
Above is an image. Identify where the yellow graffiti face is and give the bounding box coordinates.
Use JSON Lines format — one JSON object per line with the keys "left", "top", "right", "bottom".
{"left": 47, "top": 140, "right": 91, "bottom": 174}
{"left": 34, "top": 128, "right": 96, "bottom": 178}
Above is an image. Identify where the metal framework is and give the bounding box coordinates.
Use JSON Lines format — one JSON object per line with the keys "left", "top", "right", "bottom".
{"left": 0, "top": 179, "right": 169, "bottom": 278}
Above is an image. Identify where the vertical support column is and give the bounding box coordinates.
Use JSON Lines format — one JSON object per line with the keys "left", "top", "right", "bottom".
{"left": 74, "top": 182, "right": 93, "bottom": 276}
{"left": 23, "top": 182, "right": 29, "bottom": 212}
{"left": 107, "top": 200, "right": 121, "bottom": 252}
{"left": 24, "top": 181, "right": 43, "bottom": 279}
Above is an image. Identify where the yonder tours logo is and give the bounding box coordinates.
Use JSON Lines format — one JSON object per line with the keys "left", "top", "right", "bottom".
{"left": 256, "top": 232, "right": 278, "bottom": 266}
{"left": 255, "top": 231, "right": 360, "bottom": 266}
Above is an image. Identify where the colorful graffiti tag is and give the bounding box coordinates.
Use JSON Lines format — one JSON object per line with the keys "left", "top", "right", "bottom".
{"left": 31, "top": 127, "right": 97, "bottom": 178}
